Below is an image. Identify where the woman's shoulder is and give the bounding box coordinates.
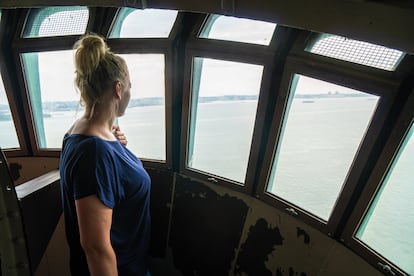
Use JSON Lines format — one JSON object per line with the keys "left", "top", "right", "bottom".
{"left": 63, "top": 134, "right": 122, "bottom": 166}
{"left": 63, "top": 134, "right": 97, "bottom": 155}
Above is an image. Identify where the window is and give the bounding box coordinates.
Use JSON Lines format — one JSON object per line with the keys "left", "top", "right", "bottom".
{"left": 266, "top": 74, "right": 379, "bottom": 221}
{"left": 355, "top": 121, "right": 414, "bottom": 274}
{"left": 199, "top": 14, "right": 276, "bottom": 46}
{"left": 306, "top": 34, "right": 404, "bottom": 71}
{"left": 187, "top": 57, "right": 263, "bottom": 183}
{"left": 0, "top": 74, "right": 20, "bottom": 149}
{"left": 23, "top": 6, "right": 88, "bottom": 38}
{"left": 117, "top": 54, "right": 166, "bottom": 161}
{"left": 21, "top": 51, "right": 166, "bottom": 159}
{"left": 22, "top": 51, "right": 82, "bottom": 149}
{"left": 109, "top": 8, "right": 178, "bottom": 38}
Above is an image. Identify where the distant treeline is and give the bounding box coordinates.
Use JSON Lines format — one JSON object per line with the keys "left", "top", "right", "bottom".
{"left": 40, "top": 95, "right": 259, "bottom": 111}
{"left": 197, "top": 95, "right": 258, "bottom": 102}
{"left": 295, "top": 92, "right": 373, "bottom": 98}
{"left": 1, "top": 93, "right": 372, "bottom": 113}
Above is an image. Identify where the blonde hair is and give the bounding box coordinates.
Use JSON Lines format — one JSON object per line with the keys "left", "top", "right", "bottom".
{"left": 73, "top": 34, "right": 128, "bottom": 108}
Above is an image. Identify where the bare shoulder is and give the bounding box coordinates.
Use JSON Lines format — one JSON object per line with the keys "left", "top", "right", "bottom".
{"left": 67, "top": 119, "right": 84, "bottom": 135}
{"left": 68, "top": 118, "right": 94, "bottom": 136}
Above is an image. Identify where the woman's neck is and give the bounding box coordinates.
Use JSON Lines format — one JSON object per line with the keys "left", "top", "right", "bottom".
{"left": 70, "top": 117, "right": 116, "bottom": 141}
{"left": 69, "top": 104, "right": 117, "bottom": 141}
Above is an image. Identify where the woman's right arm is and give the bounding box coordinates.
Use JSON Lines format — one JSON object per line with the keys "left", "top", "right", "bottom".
{"left": 75, "top": 195, "right": 118, "bottom": 276}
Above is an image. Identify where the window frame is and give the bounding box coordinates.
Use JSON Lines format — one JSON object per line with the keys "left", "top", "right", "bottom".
{"left": 180, "top": 36, "right": 276, "bottom": 193}
{"left": 0, "top": 54, "right": 28, "bottom": 156}
{"left": 255, "top": 41, "right": 402, "bottom": 235}
{"left": 9, "top": 7, "right": 92, "bottom": 157}
{"left": 341, "top": 89, "right": 414, "bottom": 276}
{"left": 179, "top": 23, "right": 297, "bottom": 194}
{"left": 104, "top": 10, "right": 185, "bottom": 170}
{"left": 296, "top": 32, "right": 414, "bottom": 78}
{"left": 199, "top": 13, "right": 277, "bottom": 46}
{"left": 14, "top": 40, "right": 79, "bottom": 157}
{"left": 10, "top": 6, "right": 180, "bottom": 166}
{"left": 0, "top": 8, "right": 31, "bottom": 156}
{"left": 304, "top": 33, "right": 406, "bottom": 72}
{"left": 21, "top": 6, "right": 90, "bottom": 38}
{"left": 108, "top": 7, "right": 178, "bottom": 39}
{"left": 107, "top": 41, "right": 175, "bottom": 170}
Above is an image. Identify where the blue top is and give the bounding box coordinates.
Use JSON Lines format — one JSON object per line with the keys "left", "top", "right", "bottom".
{"left": 60, "top": 134, "right": 151, "bottom": 276}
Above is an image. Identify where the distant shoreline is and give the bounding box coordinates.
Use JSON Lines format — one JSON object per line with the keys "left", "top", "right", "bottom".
{"left": 0, "top": 93, "right": 374, "bottom": 115}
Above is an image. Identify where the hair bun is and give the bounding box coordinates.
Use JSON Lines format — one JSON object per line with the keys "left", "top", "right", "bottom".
{"left": 74, "top": 34, "right": 108, "bottom": 77}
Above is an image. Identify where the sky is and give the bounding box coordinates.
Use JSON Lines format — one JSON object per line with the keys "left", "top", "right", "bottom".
{"left": 26, "top": 51, "right": 166, "bottom": 102}
{"left": 0, "top": 8, "right": 394, "bottom": 105}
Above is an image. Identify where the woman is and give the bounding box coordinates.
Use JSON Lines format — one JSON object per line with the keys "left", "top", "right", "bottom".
{"left": 59, "top": 34, "right": 151, "bottom": 276}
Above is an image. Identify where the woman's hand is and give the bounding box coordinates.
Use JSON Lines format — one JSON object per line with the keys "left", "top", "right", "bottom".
{"left": 112, "top": 125, "right": 128, "bottom": 146}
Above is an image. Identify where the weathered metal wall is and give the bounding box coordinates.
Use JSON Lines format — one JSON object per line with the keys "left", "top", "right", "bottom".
{"left": 149, "top": 171, "right": 382, "bottom": 276}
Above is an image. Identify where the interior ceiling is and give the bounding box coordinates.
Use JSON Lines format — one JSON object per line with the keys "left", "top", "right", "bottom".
{"left": 0, "top": 0, "right": 413, "bottom": 54}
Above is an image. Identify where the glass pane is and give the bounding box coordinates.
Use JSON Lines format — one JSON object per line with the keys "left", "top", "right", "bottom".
{"left": 0, "top": 74, "right": 20, "bottom": 149}
{"left": 23, "top": 6, "right": 88, "bottom": 38}
{"left": 187, "top": 57, "right": 263, "bottom": 183}
{"left": 307, "top": 34, "right": 404, "bottom": 71}
{"left": 109, "top": 8, "right": 177, "bottom": 38}
{"left": 356, "top": 122, "right": 414, "bottom": 274}
{"left": 117, "top": 54, "right": 166, "bottom": 161}
{"left": 266, "top": 74, "right": 379, "bottom": 220}
{"left": 22, "top": 51, "right": 82, "bottom": 149}
{"left": 199, "top": 14, "right": 276, "bottom": 46}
